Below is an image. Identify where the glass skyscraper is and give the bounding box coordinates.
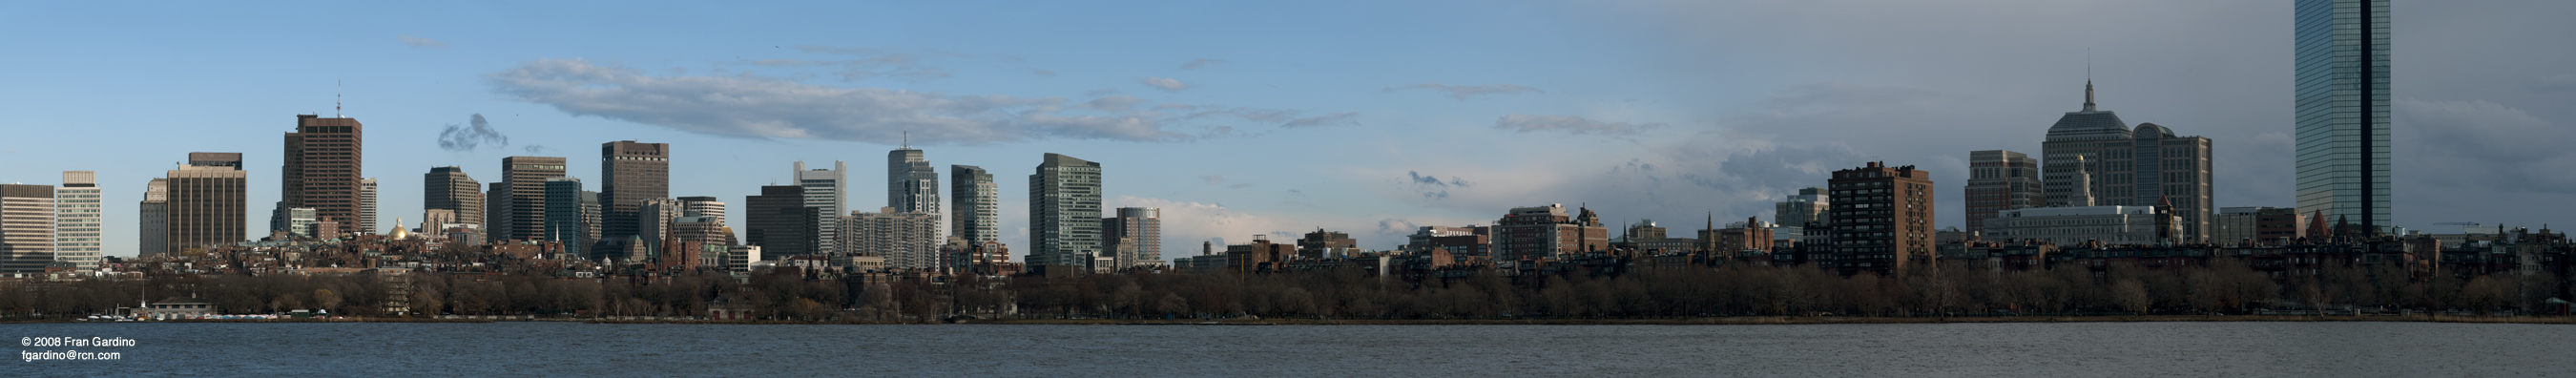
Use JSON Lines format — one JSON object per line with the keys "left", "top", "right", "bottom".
{"left": 2294, "top": 0, "right": 2391, "bottom": 233}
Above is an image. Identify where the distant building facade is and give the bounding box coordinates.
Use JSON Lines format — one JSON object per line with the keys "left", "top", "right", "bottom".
{"left": 887, "top": 147, "right": 941, "bottom": 237}
{"left": 279, "top": 115, "right": 364, "bottom": 236}
{"left": 1827, "top": 161, "right": 1935, "bottom": 276}
{"left": 166, "top": 153, "right": 246, "bottom": 255}
{"left": 949, "top": 165, "right": 1000, "bottom": 244}
{"left": 1103, "top": 207, "right": 1162, "bottom": 267}
{"left": 499, "top": 157, "right": 568, "bottom": 242}
{"left": 846, "top": 207, "right": 940, "bottom": 269}
{"left": 1492, "top": 203, "right": 1608, "bottom": 262}
{"left": 2295, "top": 0, "right": 2394, "bottom": 234}
{"left": 600, "top": 140, "right": 671, "bottom": 242}
{"left": 746, "top": 185, "right": 819, "bottom": 257}
{"left": 1964, "top": 150, "right": 2043, "bottom": 237}
{"left": 1028, "top": 154, "right": 1103, "bottom": 267}
{"left": 1984, "top": 205, "right": 2176, "bottom": 246}
{"left": 793, "top": 161, "right": 845, "bottom": 258}
{"left": 2, "top": 184, "right": 56, "bottom": 275}
{"left": 54, "top": 172, "right": 100, "bottom": 272}
{"left": 424, "top": 166, "right": 483, "bottom": 228}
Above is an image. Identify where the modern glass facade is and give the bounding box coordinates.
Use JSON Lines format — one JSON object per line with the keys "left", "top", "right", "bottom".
{"left": 2294, "top": 0, "right": 2391, "bottom": 233}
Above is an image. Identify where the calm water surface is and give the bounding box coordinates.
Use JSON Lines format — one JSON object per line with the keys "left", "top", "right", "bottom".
{"left": 7, "top": 322, "right": 2568, "bottom": 376}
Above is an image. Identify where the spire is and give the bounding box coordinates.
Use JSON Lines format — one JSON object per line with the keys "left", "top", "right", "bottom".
{"left": 2083, "top": 80, "right": 2096, "bottom": 112}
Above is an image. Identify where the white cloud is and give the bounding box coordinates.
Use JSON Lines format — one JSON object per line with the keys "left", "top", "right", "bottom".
{"left": 487, "top": 59, "right": 1347, "bottom": 145}
{"left": 1109, "top": 196, "right": 1290, "bottom": 256}
{"left": 1179, "top": 58, "right": 1229, "bottom": 71}
{"left": 1493, "top": 114, "right": 1663, "bottom": 136}
{"left": 1140, "top": 77, "right": 1190, "bottom": 92}
{"left": 398, "top": 35, "right": 448, "bottom": 49}
{"left": 1384, "top": 82, "right": 1544, "bottom": 100}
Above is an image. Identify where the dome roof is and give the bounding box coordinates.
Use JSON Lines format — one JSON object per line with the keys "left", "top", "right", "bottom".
{"left": 2133, "top": 122, "right": 2175, "bottom": 138}
{"left": 388, "top": 217, "right": 411, "bottom": 239}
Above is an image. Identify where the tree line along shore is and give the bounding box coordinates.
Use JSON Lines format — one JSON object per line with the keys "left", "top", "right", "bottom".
{"left": 3, "top": 258, "right": 2567, "bottom": 324}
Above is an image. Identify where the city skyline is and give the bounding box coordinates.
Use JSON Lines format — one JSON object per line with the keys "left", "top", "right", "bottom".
{"left": 4, "top": 1, "right": 2572, "bottom": 261}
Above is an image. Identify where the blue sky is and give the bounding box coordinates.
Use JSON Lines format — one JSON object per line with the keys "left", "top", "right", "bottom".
{"left": 7, "top": 1, "right": 2574, "bottom": 259}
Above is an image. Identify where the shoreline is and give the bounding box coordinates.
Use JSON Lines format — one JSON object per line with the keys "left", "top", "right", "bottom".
{"left": 12, "top": 314, "right": 2570, "bottom": 326}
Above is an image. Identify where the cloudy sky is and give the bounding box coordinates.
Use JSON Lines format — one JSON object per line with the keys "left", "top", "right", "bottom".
{"left": 4, "top": 1, "right": 2570, "bottom": 259}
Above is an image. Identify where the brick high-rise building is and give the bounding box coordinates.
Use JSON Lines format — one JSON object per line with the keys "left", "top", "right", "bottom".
{"left": 424, "top": 166, "right": 483, "bottom": 227}
{"left": 949, "top": 164, "right": 999, "bottom": 244}
{"left": 1964, "top": 150, "right": 2043, "bottom": 237}
{"left": 499, "top": 157, "right": 568, "bottom": 242}
{"left": 1, "top": 184, "right": 56, "bottom": 275}
{"left": 280, "top": 115, "right": 364, "bottom": 234}
{"left": 165, "top": 153, "right": 247, "bottom": 255}
{"left": 1492, "top": 203, "right": 1608, "bottom": 262}
{"left": 600, "top": 140, "right": 670, "bottom": 242}
{"left": 1827, "top": 161, "right": 1934, "bottom": 276}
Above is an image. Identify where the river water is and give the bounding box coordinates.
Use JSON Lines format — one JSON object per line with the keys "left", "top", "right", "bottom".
{"left": 7, "top": 322, "right": 2567, "bottom": 376}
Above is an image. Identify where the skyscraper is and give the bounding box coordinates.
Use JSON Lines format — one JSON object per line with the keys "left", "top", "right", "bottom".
{"left": 2041, "top": 81, "right": 2130, "bottom": 208}
{"left": 500, "top": 157, "right": 568, "bottom": 242}
{"left": 359, "top": 178, "right": 378, "bottom": 235}
{"left": 1102, "top": 207, "right": 1162, "bottom": 267}
{"left": 847, "top": 207, "right": 940, "bottom": 269}
{"left": 746, "top": 185, "right": 819, "bottom": 257}
{"left": 280, "top": 115, "right": 364, "bottom": 233}
{"left": 138, "top": 178, "right": 168, "bottom": 257}
{"left": 424, "top": 166, "right": 484, "bottom": 227}
{"left": 1827, "top": 161, "right": 1934, "bottom": 277}
{"left": 678, "top": 196, "right": 735, "bottom": 245}
{"left": 486, "top": 181, "right": 509, "bottom": 242}
{"left": 950, "top": 164, "right": 999, "bottom": 244}
{"left": 793, "top": 161, "right": 844, "bottom": 255}
{"left": 544, "top": 178, "right": 591, "bottom": 259}
{"left": 54, "top": 172, "right": 100, "bottom": 272}
{"left": 1, "top": 184, "right": 56, "bottom": 276}
{"left": 1964, "top": 150, "right": 2043, "bottom": 237}
{"left": 166, "top": 153, "right": 247, "bottom": 255}
{"left": 888, "top": 146, "right": 941, "bottom": 234}
{"left": 2295, "top": 0, "right": 2393, "bottom": 233}
{"left": 1028, "top": 154, "right": 1102, "bottom": 266}
{"left": 600, "top": 140, "right": 671, "bottom": 242}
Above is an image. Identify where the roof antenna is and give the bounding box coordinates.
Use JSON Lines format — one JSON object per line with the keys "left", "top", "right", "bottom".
{"left": 2083, "top": 49, "right": 2096, "bottom": 112}
{"left": 903, "top": 130, "right": 909, "bottom": 149}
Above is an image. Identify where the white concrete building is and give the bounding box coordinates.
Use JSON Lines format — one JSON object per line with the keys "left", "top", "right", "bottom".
{"left": 1982, "top": 205, "right": 2177, "bottom": 246}
{"left": 55, "top": 172, "right": 102, "bottom": 272}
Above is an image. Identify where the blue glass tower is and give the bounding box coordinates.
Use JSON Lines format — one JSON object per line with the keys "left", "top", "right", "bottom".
{"left": 2294, "top": 0, "right": 2390, "bottom": 233}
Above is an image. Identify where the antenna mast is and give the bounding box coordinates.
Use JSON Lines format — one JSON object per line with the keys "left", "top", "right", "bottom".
{"left": 335, "top": 80, "right": 343, "bottom": 117}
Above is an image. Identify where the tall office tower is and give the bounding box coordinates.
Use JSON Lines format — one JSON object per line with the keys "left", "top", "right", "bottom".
{"left": 277, "top": 207, "right": 318, "bottom": 237}
{"left": 2296, "top": 0, "right": 2393, "bottom": 234}
{"left": 887, "top": 147, "right": 941, "bottom": 229}
{"left": 1776, "top": 187, "right": 1830, "bottom": 227}
{"left": 1101, "top": 207, "right": 1162, "bottom": 267}
{"left": 359, "top": 178, "right": 378, "bottom": 235}
{"left": 53, "top": 172, "right": 100, "bottom": 272}
{"left": 1028, "top": 154, "right": 1103, "bottom": 266}
{"left": 485, "top": 181, "right": 509, "bottom": 242}
{"left": 1, "top": 184, "right": 57, "bottom": 275}
{"left": 138, "top": 178, "right": 169, "bottom": 257}
{"left": 543, "top": 178, "right": 590, "bottom": 259}
{"left": 1964, "top": 150, "right": 2044, "bottom": 237}
{"left": 2120, "top": 124, "right": 2214, "bottom": 242}
{"left": 637, "top": 198, "right": 683, "bottom": 254}
{"left": 949, "top": 165, "right": 999, "bottom": 243}
{"left": 166, "top": 153, "right": 247, "bottom": 255}
{"left": 424, "top": 166, "right": 484, "bottom": 227}
{"left": 580, "top": 191, "right": 601, "bottom": 258}
{"left": 746, "top": 185, "right": 819, "bottom": 257}
{"left": 847, "top": 207, "right": 940, "bottom": 269}
{"left": 792, "top": 161, "right": 845, "bottom": 255}
{"left": 2041, "top": 81, "right": 2131, "bottom": 207}
{"left": 1827, "top": 161, "right": 1935, "bottom": 277}
{"left": 600, "top": 140, "right": 671, "bottom": 242}
{"left": 280, "top": 115, "right": 364, "bottom": 234}
{"left": 500, "top": 157, "right": 568, "bottom": 242}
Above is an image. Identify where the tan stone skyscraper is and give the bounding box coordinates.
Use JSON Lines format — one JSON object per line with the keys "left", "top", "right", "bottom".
{"left": 500, "top": 157, "right": 568, "bottom": 242}
{"left": 600, "top": 140, "right": 670, "bottom": 242}
{"left": 166, "top": 153, "right": 247, "bottom": 255}
{"left": 425, "top": 166, "right": 483, "bottom": 227}
{"left": 280, "top": 115, "right": 364, "bottom": 234}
